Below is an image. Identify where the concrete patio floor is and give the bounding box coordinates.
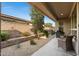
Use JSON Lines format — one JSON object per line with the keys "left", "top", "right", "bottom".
{"left": 32, "top": 37, "right": 76, "bottom": 56}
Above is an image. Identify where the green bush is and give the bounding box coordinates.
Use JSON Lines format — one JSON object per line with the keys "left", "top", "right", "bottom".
{"left": 43, "top": 30, "right": 49, "bottom": 38}
{"left": 51, "top": 30, "right": 55, "bottom": 35}
{"left": 0, "top": 31, "right": 10, "bottom": 41}
{"left": 30, "top": 39, "right": 36, "bottom": 45}
{"left": 22, "top": 32, "right": 31, "bottom": 36}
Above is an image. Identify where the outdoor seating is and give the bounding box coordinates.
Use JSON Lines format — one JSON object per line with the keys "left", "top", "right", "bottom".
{"left": 58, "top": 35, "right": 74, "bottom": 51}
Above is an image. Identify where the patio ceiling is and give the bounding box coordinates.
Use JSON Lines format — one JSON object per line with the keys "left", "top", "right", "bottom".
{"left": 29, "top": 2, "right": 75, "bottom": 20}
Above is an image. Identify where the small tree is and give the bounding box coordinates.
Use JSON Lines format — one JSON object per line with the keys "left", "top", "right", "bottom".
{"left": 31, "top": 7, "right": 44, "bottom": 40}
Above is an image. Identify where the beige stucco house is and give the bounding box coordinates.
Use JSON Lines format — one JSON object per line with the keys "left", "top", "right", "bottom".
{"left": 1, "top": 13, "right": 33, "bottom": 34}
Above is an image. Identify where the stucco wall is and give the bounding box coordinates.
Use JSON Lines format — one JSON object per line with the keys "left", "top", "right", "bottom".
{"left": 1, "top": 20, "right": 33, "bottom": 34}
{"left": 77, "top": 2, "right": 79, "bottom": 55}
{"left": 58, "top": 18, "right": 71, "bottom": 35}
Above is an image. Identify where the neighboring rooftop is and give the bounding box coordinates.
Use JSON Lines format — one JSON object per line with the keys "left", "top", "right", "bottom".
{"left": 0, "top": 13, "right": 31, "bottom": 23}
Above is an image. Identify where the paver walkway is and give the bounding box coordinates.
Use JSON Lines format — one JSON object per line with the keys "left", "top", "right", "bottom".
{"left": 32, "top": 37, "right": 76, "bottom": 56}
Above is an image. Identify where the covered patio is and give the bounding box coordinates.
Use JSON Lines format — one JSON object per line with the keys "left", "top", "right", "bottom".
{"left": 1, "top": 2, "right": 79, "bottom": 56}
{"left": 29, "top": 2, "right": 79, "bottom": 55}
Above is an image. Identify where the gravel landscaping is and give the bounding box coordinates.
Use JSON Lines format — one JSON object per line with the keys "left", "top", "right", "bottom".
{"left": 1, "top": 36, "right": 53, "bottom": 56}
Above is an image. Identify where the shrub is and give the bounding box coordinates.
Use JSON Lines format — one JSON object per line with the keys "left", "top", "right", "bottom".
{"left": 30, "top": 39, "right": 36, "bottom": 45}
{"left": 22, "top": 32, "right": 31, "bottom": 36}
{"left": 43, "top": 30, "right": 49, "bottom": 38}
{"left": 51, "top": 30, "right": 55, "bottom": 35}
{"left": 0, "top": 31, "right": 10, "bottom": 41}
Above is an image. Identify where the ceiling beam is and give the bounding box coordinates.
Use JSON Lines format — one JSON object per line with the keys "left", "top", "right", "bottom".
{"left": 28, "top": 2, "right": 57, "bottom": 21}
{"left": 69, "top": 2, "right": 76, "bottom": 17}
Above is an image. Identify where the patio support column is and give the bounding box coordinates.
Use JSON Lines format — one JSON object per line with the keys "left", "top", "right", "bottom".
{"left": 55, "top": 20, "right": 59, "bottom": 32}
{"left": 77, "top": 2, "right": 79, "bottom": 55}
{"left": 71, "top": 16, "right": 73, "bottom": 35}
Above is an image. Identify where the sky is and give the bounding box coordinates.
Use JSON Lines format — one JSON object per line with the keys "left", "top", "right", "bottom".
{"left": 1, "top": 2, "right": 55, "bottom": 26}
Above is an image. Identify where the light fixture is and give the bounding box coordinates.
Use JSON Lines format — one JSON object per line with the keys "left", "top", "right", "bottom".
{"left": 60, "top": 13, "right": 63, "bottom": 16}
